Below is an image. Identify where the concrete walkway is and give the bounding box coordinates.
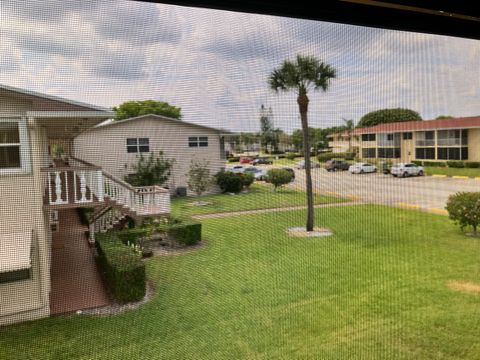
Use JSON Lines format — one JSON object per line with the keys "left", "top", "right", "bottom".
{"left": 192, "top": 201, "right": 364, "bottom": 220}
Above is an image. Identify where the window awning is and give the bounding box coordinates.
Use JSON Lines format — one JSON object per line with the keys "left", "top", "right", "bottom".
{"left": 0, "top": 231, "right": 32, "bottom": 273}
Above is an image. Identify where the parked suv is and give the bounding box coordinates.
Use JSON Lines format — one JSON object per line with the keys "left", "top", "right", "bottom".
{"left": 390, "top": 163, "right": 424, "bottom": 177}
{"left": 325, "top": 159, "right": 350, "bottom": 172}
{"left": 252, "top": 157, "right": 273, "bottom": 165}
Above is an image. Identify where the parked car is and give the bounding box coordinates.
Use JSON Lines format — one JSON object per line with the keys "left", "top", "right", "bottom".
{"left": 244, "top": 166, "right": 267, "bottom": 180}
{"left": 228, "top": 165, "right": 245, "bottom": 173}
{"left": 251, "top": 157, "right": 273, "bottom": 165}
{"left": 295, "top": 159, "right": 321, "bottom": 169}
{"left": 390, "top": 163, "right": 424, "bottom": 177}
{"left": 239, "top": 156, "right": 253, "bottom": 164}
{"left": 325, "top": 159, "right": 350, "bottom": 172}
{"left": 348, "top": 162, "right": 377, "bottom": 174}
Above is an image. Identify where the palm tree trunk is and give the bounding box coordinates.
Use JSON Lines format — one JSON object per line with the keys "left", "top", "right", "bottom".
{"left": 298, "top": 94, "right": 314, "bottom": 231}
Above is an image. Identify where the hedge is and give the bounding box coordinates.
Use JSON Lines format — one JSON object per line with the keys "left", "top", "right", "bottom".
{"left": 446, "top": 161, "right": 465, "bottom": 168}
{"left": 168, "top": 220, "right": 202, "bottom": 246}
{"left": 227, "top": 157, "right": 240, "bottom": 163}
{"left": 465, "top": 162, "right": 480, "bottom": 168}
{"left": 96, "top": 233, "right": 146, "bottom": 303}
{"left": 317, "top": 152, "right": 354, "bottom": 162}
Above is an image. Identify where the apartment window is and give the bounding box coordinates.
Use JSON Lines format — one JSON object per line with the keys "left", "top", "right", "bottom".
{"left": 126, "top": 138, "right": 149, "bottom": 153}
{"left": 416, "top": 131, "right": 435, "bottom": 146}
{"left": 361, "top": 134, "right": 376, "bottom": 142}
{"left": 437, "top": 147, "right": 468, "bottom": 160}
{"left": 378, "top": 148, "right": 400, "bottom": 158}
{"left": 189, "top": 136, "right": 209, "bottom": 147}
{"left": 386, "top": 134, "right": 393, "bottom": 141}
{"left": 362, "top": 148, "right": 376, "bottom": 158}
{"left": 403, "top": 132, "right": 413, "bottom": 140}
{"left": 415, "top": 147, "right": 435, "bottom": 159}
{"left": 0, "top": 119, "right": 31, "bottom": 174}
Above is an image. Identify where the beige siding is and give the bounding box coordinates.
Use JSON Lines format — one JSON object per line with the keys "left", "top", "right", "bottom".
{"left": 74, "top": 117, "right": 225, "bottom": 194}
{"left": 0, "top": 121, "right": 50, "bottom": 325}
{"left": 468, "top": 129, "right": 480, "bottom": 161}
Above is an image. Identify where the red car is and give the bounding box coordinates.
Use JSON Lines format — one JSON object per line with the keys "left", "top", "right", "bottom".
{"left": 239, "top": 156, "right": 253, "bottom": 164}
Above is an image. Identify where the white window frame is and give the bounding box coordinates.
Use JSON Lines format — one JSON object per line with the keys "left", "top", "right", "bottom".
{"left": 0, "top": 118, "right": 31, "bottom": 175}
{"left": 188, "top": 136, "right": 209, "bottom": 147}
{"left": 126, "top": 137, "right": 150, "bottom": 153}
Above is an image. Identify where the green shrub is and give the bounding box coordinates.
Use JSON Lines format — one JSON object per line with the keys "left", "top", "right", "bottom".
{"left": 227, "top": 157, "right": 240, "bottom": 163}
{"left": 412, "top": 160, "right": 423, "bottom": 166}
{"left": 215, "top": 171, "right": 243, "bottom": 193}
{"left": 96, "top": 233, "right": 146, "bottom": 303}
{"left": 239, "top": 172, "right": 255, "bottom": 188}
{"left": 465, "top": 162, "right": 480, "bottom": 168}
{"left": 446, "top": 192, "right": 480, "bottom": 234}
{"left": 286, "top": 152, "right": 297, "bottom": 160}
{"left": 447, "top": 160, "right": 465, "bottom": 168}
{"left": 266, "top": 168, "right": 294, "bottom": 191}
{"left": 422, "top": 161, "right": 446, "bottom": 167}
{"left": 168, "top": 221, "right": 202, "bottom": 245}
{"left": 317, "top": 152, "right": 334, "bottom": 162}
{"left": 115, "top": 228, "right": 149, "bottom": 246}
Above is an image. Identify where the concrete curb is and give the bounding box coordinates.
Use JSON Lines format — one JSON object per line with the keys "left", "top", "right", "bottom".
{"left": 428, "top": 174, "right": 478, "bottom": 180}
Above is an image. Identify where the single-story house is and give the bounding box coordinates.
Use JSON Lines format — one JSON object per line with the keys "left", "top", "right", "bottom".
{"left": 329, "top": 116, "right": 480, "bottom": 163}
{"left": 74, "top": 114, "right": 231, "bottom": 195}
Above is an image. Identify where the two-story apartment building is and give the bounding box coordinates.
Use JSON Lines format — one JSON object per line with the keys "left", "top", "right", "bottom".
{"left": 0, "top": 85, "right": 171, "bottom": 326}
{"left": 331, "top": 116, "right": 480, "bottom": 163}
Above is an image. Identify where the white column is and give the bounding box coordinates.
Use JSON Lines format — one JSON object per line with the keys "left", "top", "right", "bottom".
{"left": 97, "top": 170, "right": 104, "bottom": 202}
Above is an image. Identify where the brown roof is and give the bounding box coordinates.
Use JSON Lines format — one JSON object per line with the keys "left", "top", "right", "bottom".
{"left": 353, "top": 116, "right": 480, "bottom": 134}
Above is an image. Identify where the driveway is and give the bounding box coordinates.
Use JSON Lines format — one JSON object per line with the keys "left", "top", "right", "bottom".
{"left": 291, "top": 168, "right": 480, "bottom": 212}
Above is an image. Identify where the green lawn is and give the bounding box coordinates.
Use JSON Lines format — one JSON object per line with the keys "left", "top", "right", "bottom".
{"left": 2, "top": 205, "right": 480, "bottom": 359}
{"left": 425, "top": 166, "right": 480, "bottom": 178}
{"left": 171, "top": 183, "right": 344, "bottom": 217}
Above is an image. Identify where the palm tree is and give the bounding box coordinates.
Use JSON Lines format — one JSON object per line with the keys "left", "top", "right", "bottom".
{"left": 269, "top": 54, "right": 336, "bottom": 231}
{"left": 342, "top": 118, "right": 355, "bottom": 154}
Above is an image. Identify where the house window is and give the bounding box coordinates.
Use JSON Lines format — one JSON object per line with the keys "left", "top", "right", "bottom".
{"left": 415, "top": 147, "right": 435, "bottom": 159}
{"left": 403, "top": 132, "right": 412, "bottom": 140}
{"left": 362, "top": 148, "right": 376, "bottom": 158}
{"left": 126, "top": 138, "right": 149, "bottom": 153}
{"left": 0, "top": 119, "right": 31, "bottom": 174}
{"left": 437, "top": 147, "right": 468, "bottom": 160}
{"left": 189, "top": 136, "right": 209, "bottom": 147}
{"left": 361, "top": 134, "right": 376, "bottom": 142}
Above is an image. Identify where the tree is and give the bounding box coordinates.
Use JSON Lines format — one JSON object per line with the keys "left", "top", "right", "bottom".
{"left": 259, "top": 104, "right": 276, "bottom": 152}
{"left": 126, "top": 151, "right": 174, "bottom": 187}
{"left": 187, "top": 159, "right": 213, "bottom": 196}
{"left": 436, "top": 115, "right": 454, "bottom": 119}
{"left": 266, "top": 168, "right": 294, "bottom": 192}
{"left": 342, "top": 118, "right": 355, "bottom": 153}
{"left": 113, "top": 100, "right": 182, "bottom": 120}
{"left": 357, "top": 108, "right": 421, "bottom": 128}
{"left": 446, "top": 192, "right": 480, "bottom": 235}
{"left": 269, "top": 54, "right": 336, "bottom": 231}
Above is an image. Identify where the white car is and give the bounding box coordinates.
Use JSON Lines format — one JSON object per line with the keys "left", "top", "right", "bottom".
{"left": 243, "top": 166, "right": 267, "bottom": 180}
{"left": 295, "top": 159, "right": 321, "bottom": 169}
{"left": 349, "top": 162, "right": 377, "bottom": 174}
{"left": 228, "top": 165, "right": 245, "bottom": 173}
{"left": 390, "top": 163, "right": 424, "bottom": 177}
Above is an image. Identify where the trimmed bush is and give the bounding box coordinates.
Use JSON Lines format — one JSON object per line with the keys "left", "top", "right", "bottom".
{"left": 168, "top": 220, "right": 202, "bottom": 246}
{"left": 446, "top": 192, "right": 480, "bottom": 234}
{"left": 447, "top": 160, "right": 465, "bottom": 168}
{"left": 96, "top": 233, "right": 146, "bottom": 303}
{"left": 317, "top": 152, "right": 354, "bottom": 162}
{"left": 266, "top": 168, "right": 294, "bottom": 191}
{"left": 239, "top": 172, "right": 255, "bottom": 188}
{"left": 215, "top": 171, "right": 243, "bottom": 193}
{"left": 317, "top": 152, "right": 334, "bottom": 162}
{"left": 412, "top": 160, "right": 423, "bottom": 166}
{"left": 422, "top": 161, "right": 447, "bottom": 167}
{"left": 466, "top": 162, "right": 480, "bottom": 168}
{"left": 227, "top": 157, "right": 240, "bottom": 163}
{"left": 286, "top": 152, "right": 297, "bottom": 160}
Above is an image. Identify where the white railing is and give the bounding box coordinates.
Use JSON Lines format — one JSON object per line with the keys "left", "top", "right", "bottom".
{"left": 103, "top": 172, "right": 170, "bottom": 215}
{"left": 42, "top": 159, "right": 103, "bottom": 206}
{"left": 437, "top": 138, "right": 461, "bottom": 146}
{"left": 415, "top": 140, "right": 435, "bottom": 147}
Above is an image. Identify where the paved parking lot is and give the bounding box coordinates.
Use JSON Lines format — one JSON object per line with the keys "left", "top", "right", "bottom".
{"left": 291, "top": 168, "right": 480, "bottom": 213}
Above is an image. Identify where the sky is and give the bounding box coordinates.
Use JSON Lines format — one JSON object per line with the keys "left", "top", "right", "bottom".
{"left": 0, "top": 1, "right": 479, "bottom": 133}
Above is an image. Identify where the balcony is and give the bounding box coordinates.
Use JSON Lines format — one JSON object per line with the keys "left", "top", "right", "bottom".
{"left": 437, "top": 138, "right": 461, "bottom": 146}
{"left": 415, "top": 140, "right": 435, "bottom": 147}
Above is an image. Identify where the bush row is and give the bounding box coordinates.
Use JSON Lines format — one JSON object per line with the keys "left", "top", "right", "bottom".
{"left": 411, "top": 160, "right": 480, "bottom": 168}
{"left": 317, "top": 152, "right": 355, "bottom": 162}
{"left": 96, "top": 233, "right": 146, "bottom": 303}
